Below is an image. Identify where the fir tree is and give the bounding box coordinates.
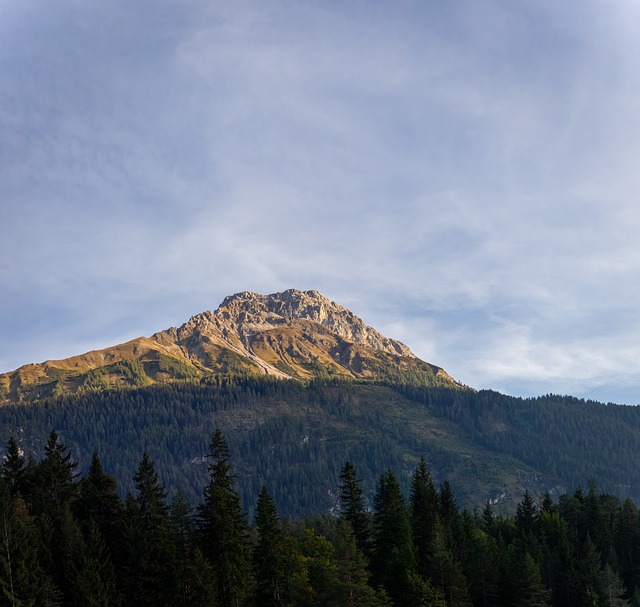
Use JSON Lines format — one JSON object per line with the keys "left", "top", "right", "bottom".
{"left": 35, "top": 430, "right": 78, "bottom": 514}
{"left": 0, "top": 486, "right": 49, "bottom": 606}
{"left": 253, "top": 485, "right": 285, "bottom": 606}
{"left": 170, "top": 490, "right": 195, "bottom": 607}
{"left": 1, "top": 436, "right": 25, "bottom": 498}
{"left": 601, "top": 564, "right": 631, "bottom": 607}
{"left": 75, "top": 452, "right": 122, "bottom": 554}
{"left": 372, "top": 469, "right": 418, "bottom": 605}
{"left": 410, "top": 456, "right": 439, "bottom": 580}
{"left": 119, "top": 453, "right": 176, "bottom": 607}
{"left": 196, "top": 429, "right": 250, "bottom": 607}
{"left": 338, "top": 460, "right": 371, "bottom": 557}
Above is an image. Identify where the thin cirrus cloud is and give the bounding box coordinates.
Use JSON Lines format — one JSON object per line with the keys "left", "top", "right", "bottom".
{"left": 2, "top": 0, "right": 640, "bottom": 404}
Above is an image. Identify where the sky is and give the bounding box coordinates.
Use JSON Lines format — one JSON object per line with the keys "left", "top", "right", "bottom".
{"left": 3, "top": 0, "right": 640, "bottom": 404}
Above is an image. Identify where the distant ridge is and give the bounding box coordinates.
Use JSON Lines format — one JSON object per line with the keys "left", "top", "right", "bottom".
{"left": 0, "top": 289, "right": 461, "bottom": 403}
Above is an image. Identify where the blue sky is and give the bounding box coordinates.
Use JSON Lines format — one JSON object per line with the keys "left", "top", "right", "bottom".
{"left": 3, "top": 0, "right": 640, "bottom": 404}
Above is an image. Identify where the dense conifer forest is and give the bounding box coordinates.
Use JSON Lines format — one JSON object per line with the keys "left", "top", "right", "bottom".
{"left": 2, "top": 428, "right": 640, "bottom": 606}
{"left": 2, "top": 376, "right": 640, "bottom": 516}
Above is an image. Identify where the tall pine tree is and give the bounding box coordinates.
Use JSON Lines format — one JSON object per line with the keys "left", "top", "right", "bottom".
{"left": 253, "top": 485, "right": 286, "bottom": 606}
{"left": 410, "top": 456, "right": 439, "bottom": 580}
{"left": 196, "top": 429, "right": 250, "bottom": 607}
{"left": 338, "top": 460, "right": 371, "bottom": 557}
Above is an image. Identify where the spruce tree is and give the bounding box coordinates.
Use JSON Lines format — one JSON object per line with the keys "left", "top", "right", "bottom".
{"left": 410, "top": 457, "right": 439, "bottom": 580}
{"left": 0, "top": 485, "right": 50, "bottom": 606}
{"left": 371, "top": 469, "right": 418, "bottom": 605}
{"left": 35, "top": 430, "right": 78, "bottom": 514}
{"left": 119, "top": 453, "right": 176, "bottom": 607}
{"left": 2, "top": 436, "right": 25, "bottom": 498}
{"left": 170, "top": 490, "right": 195, "bottom": 607}
{"left": 601, "top": 564, "right": 631, "bottom": 607}
{"left": 515, "top": 552, "right": 551, "bottom": 607}
{"left": 196, "top": 429, "right": 250, "bottom": 607}
{"left": 338, "top": 460, "right": 371, "bottom": 556}
{"left": 329, "top": 519, "right": 382, "bottom": 607}
{"left": 253, "top": 485, "right": 285, "bottom": 606}
{"left": 515, "top": 491, "right": 541, "bottom": 558}
{"left": 75, "top": 452, "right": 122, "bottom": 555}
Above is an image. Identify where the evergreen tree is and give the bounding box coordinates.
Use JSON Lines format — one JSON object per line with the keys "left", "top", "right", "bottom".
{"left": 119, "top": 453, "right": 176, "bottom": 607}
{"left": 430, "top": 529, "right": 472, "bottom": 607}
{"left": 615, "top": 499, "right": 640, "bottom": 597}
{"left": 515, "top": 552, "right": 551, "bottom": 607}
{"left": 481, "top": 501, "right": 494, "bottom": 535}
{"left": 466, "top": 528, "right": 499, "bottom": 607}
{"left": 0, "top": 485, "right": 51, "bottom": 606}
{"left": 35, "top": 430, "right": 78, "bottom": 514}
{"left": 170, "top": 490, "right": 195, "bottom": 607}
{"left": 410, "top": 456, "right": 439, "bottom": 580}
{"left": 371, "top": 469, "right": 418, "bottom": 605}
{"left": 515, "top": 491, "right": 540, "bottom": 557}
{"left": 329, "top": 519, "right": 382, "bottom": 607}
{"left": 1, "top": 436, "right": 25, "bottom": 498}
{"left": 338, "top": 460, "right": 371, "bottom": 556}
{"left": 540, "top": 492, "right": 556, "bottom": 516}
{"left": 187, "top": 546, "right": 218, "bottom": 607}
{"left": 196, "top": 429, "right": 250, "bottom": 607}
{"left": 439, "top": 481, "right": 459, "bottom": 529}
{"left": 304, "top": 527, "right": 339, "bottom": 606}
{"left": 53, "top": 505, "right": 121, "bottom": 607}
{"left": 585, "top": 480, "right": 610, "bottom": 561}
{"left": 75, "top": 452, "right": 122, "bottom": 555}
{"left": 253, "top": 485, "right": 286, "bottom": 606}
{"left": 550, "top": 525, "right": 581, "bottom": 607}
{"left": 601, "top": 564, "right": 631, "bottom": 607}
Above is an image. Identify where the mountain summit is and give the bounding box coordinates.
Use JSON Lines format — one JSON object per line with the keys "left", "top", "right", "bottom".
{"left": 0, "top": 289, "right": 459, "bottom": 402}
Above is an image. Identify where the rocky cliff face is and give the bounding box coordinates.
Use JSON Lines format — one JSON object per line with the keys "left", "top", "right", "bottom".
{"left": 176, "top": 289, "right": 414, "bottom": 357}
{"left": 0, "top": 289, "right": 459, "bottom": 403}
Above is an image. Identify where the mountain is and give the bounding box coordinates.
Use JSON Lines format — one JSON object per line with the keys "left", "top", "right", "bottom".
{"left": 0, "top": 289, "right": 460, "bottom": 403}
{"left": 3, "top": 289, "right": 640, "bottom": 519}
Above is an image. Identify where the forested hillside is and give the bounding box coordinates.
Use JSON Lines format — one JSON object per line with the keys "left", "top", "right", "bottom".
{"left": 1, "top": 376, "right": 640, "bottom": 517}
{"left": 2, "top": 428, "right": 639, "bottom": 606}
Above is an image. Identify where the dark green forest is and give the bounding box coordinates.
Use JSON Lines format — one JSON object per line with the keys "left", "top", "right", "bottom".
{"left": 2, "top": 428, "right": 640, "bottom": 606}
{"left": 1, "top": 377, "right": 640, "bottom": 517}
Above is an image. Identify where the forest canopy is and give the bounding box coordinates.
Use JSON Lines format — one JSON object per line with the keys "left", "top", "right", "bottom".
{"left": 1, "top": 429, "right": 639, "bottom": 606}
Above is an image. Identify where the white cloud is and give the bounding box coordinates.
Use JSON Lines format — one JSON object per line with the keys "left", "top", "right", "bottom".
{"left": 3, "top": 1, "right": 640, "bottom": 404}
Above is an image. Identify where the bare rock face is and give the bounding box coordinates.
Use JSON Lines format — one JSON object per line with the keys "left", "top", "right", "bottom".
{"left": 158, "top": 289, "right": 419, "bottom": 380}
{"left": 204, "top": 289, "right": 415, "bottom": 358}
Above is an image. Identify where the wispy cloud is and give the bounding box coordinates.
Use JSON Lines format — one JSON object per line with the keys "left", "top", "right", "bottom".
{"left": 3, "top": 0, "right": 640, "bottom": 404}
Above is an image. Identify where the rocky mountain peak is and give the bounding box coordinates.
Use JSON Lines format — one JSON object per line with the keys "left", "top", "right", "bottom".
{"left": 209, "top": 289, "right": 415, "bottom": 358}
{"left": 1, "top": 288, "right": 457, "bottom": 403}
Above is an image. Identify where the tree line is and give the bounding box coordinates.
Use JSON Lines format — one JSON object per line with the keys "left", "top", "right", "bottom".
{"left": 2, "top": 429, "right": 640, "bottom": 606}
{"left": 6, "top": 376, "right": 640, "bottom": 520}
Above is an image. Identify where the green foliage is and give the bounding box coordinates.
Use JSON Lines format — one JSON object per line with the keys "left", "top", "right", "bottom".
{"left": 82, "top": 368, "right": 110, "bottom": 392}
{"left": 1, "top": 434, "right": 640, "bottom": 606}
{"left": 109, "top": 359, "right": 150, "bottom": 387}
{"left": 196, "top": 430, "right": 250, "bottom": 607}
{"left": 253, "top": 485, "right": 287, "bottom": 606}
{"left": 410, "top": 456, "right": 439, "bottom": 580}
{"left": 338, "top": 461, "right": 371, "bottom": 556}
{"left": 118, "top": 453, "right": 176, "bottom": 607}
{"left": 153, "top": 353, "right": 201, "bottom": 380}
{"left": 6, "top": 376, "right": 640, "bottom": 522}
{"left": 372, "top": 469, "right": 417, "bottom": 604}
